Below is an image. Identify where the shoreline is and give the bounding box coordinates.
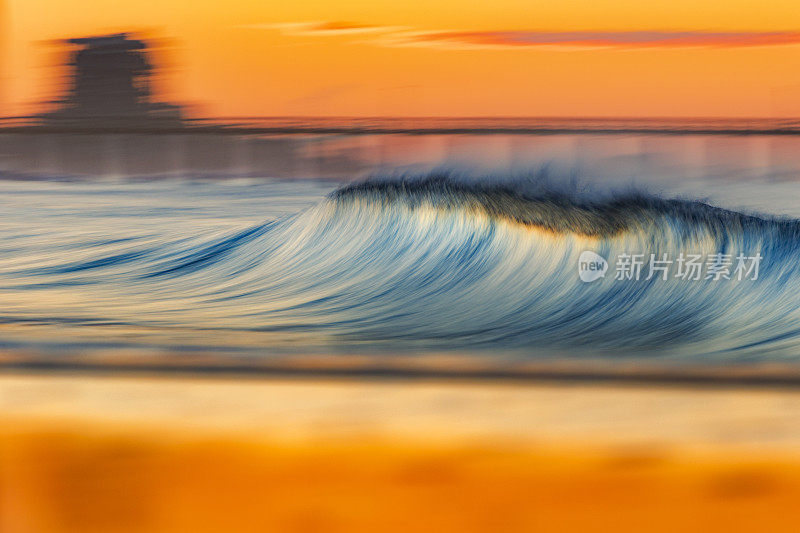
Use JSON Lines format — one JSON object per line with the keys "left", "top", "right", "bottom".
{"left": 4, "top": 354, "right": 800, "bottom": 390}
{"left": 2, "top": 373, "right": 800, "bottom": 453}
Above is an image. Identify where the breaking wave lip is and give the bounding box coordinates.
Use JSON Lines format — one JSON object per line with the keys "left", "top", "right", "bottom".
{"left": 6, "top": 169, "right": 800, "bottom": 359}
{"left": 332, "top": 171, "right": 800, "bottom": 238}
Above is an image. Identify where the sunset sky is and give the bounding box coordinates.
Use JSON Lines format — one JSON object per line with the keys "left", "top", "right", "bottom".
{"left": 4, "top": 0, "right": 800, "bottom": 117}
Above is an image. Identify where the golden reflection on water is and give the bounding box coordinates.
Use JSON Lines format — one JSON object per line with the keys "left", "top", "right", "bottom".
{"left": 1, "top": 375, "right": 800, "bottom": 532}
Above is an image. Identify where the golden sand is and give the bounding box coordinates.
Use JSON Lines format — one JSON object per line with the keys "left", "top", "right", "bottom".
{"left": 1, "top": 374, "right": 800, "bottom": 532}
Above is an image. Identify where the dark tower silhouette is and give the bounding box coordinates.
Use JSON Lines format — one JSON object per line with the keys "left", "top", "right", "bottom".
{"left": 45, "top": 33, "right": 183, "bottom": 125}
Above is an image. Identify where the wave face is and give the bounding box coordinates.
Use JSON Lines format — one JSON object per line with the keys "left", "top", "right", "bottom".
{"left": 4, "top": 173, "right": 800, "bottom": 358}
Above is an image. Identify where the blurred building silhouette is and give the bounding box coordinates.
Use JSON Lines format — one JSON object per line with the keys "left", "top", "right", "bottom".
{"left": 0, "top": 30, "right": 347, "bottom": 179}
{"left": 43, "top": 33, "right": 183, "bottom": 125}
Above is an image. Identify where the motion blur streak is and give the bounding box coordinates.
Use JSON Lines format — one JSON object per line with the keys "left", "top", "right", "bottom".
{"left": 2, "top": 172, "right": 799, "bottom": 358}
{"left": 2, "top": 375, "right": 800, "bottom": 533}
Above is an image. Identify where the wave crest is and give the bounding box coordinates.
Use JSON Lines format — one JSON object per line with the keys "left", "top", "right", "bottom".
{"left": 333, "top": 172, "right": 799, "bottom": 239}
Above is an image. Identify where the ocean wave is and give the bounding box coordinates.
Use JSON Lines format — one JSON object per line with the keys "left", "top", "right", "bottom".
{"left": 5, "top": 171, "right": 800, "bottom": 358}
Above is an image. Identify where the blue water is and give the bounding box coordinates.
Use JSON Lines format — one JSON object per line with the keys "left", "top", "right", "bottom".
{"left": 2, "top": 170, "right": 800, "bottom": 366}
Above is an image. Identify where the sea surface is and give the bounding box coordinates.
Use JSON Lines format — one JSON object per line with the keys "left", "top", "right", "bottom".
{"left": 3, "top": 133, "right": 800, "bottom": 375}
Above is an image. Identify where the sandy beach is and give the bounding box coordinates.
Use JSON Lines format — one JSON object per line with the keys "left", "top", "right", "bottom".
{"left": 1, "top": 374, "right": 800, "bottom": 532}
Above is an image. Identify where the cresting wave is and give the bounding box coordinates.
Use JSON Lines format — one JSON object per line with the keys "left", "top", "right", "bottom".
{"left": 5, "top": 172, "right": 800, "bottom": 358}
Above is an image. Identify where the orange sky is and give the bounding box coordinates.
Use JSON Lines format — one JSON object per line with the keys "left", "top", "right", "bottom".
{"left": 5, "top": 0, "right": 800, "bottom": 117}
